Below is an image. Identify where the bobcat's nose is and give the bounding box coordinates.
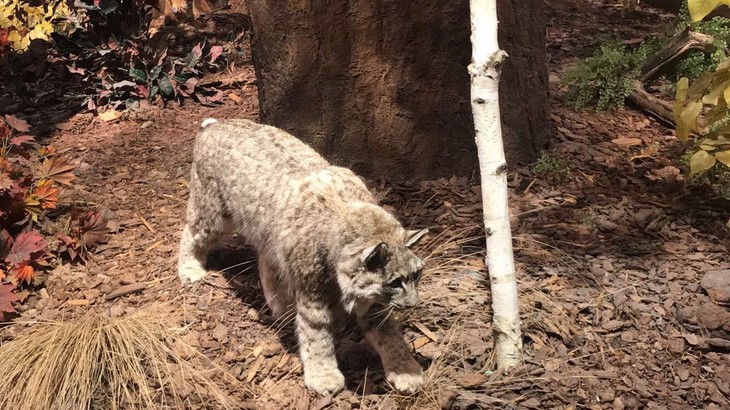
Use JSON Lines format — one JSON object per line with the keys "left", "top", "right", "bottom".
{"left": 403, "top": 287, "right": 419, "bottom": 308}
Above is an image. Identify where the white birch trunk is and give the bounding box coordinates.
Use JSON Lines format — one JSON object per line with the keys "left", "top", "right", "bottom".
{"left": 468, "top": 0, "right": 523, "bottom": 368}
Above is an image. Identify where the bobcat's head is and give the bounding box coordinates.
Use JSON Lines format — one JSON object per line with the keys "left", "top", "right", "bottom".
{"left": 335, "top": 202, "right": 428, "bottom": 315}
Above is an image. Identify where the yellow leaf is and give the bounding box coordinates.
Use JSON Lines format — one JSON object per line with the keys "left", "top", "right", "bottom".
{"left": 8, "top": 29, "right": 29, "bottom": 51}
{"left": 98, "top": 109, "right": 123, "bottom": 122}
{"left": 715, "top": 149, "right": 730, "bottom": 165}
{"left": 699, "top": 134, "right": 730, "bottom": 147}
{"left": 681, "top": 100, "right": 703, "bottom": 131}
{"left": 703, "top": 99, "right": 728, "bottom": 125}
{"left": 688, "top": 0, "right": 720, "bottom": 22}
{"left": 702, "top": 79, "right": 730, "bottom": 105}
{"left": 689, "top": 150, "right": 717, "bottom": 176}
{"left": 723, "top": 84, "right": 730, "bottom": 106}
{"left": 676, "top": 126, "right": 690, "bottom": 144}
{"left": 688, "top": 72, "right": 714, "bottom": 99}
{"left": 676, "top": 77, "right": 689, "bottom": 102}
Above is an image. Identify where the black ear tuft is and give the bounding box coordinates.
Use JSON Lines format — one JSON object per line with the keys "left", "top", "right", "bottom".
{"left": 364, "top": 242, "right": 389, "bottom": 271}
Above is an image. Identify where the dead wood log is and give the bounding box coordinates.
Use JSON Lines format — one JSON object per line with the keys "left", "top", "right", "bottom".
{"left": 626, "top": 28, "right": 714, "bottom": 125}
{"left": 628, "top": 80, "right": 675, "bottom": 126}
{"left": 638, "top": 27, "right": 715, "bottom": 83}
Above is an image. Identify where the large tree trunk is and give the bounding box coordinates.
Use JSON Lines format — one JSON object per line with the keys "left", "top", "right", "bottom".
{"left": 246, "top": 0, "right": 547, "bottom": 181}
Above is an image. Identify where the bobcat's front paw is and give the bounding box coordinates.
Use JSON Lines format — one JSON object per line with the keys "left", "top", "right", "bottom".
{"left": 177, "top": 260, "right": 208, "bottom": 283}
{"left": 386, "top": 369, "right": 424, "bottom": 395}
{"left": 304, "top": 369, "right": 345, "bottom": 395}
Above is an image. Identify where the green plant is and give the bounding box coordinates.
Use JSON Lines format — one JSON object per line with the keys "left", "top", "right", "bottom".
{"left": 531, "top": 153, "right": 571, "bottom": 177}
{"left": 563, "top": 39, "right": 662, "bottom": 110}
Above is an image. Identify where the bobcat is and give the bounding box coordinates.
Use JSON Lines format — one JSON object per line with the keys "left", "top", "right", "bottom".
{"left": 177, "top": 118, "right": 428, "bottom": 395}
{"left": 160, "top": 0, "right": 212, "bottom": 23}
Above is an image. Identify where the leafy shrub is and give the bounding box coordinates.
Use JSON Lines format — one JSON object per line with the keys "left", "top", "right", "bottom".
{"left": 72, "top": 39, "right": 225, "bottom": 111}
{"left": 673, "top": 0, "right": 730, "bottom": 183}
{"left": 2, "top": 0, "right": 228, "bottom": 113}
{"left": 0, "top": 116, "right": 106, "bottom": 320}
{"left": 531, "top": 153, "right": 571, "bottom": 178}
{"left": 0, "top": 1, "right": 77, "bottom": 53}
{"left": 564, "top": 7, "right": 730, "bottom": 110}
{"left": 563, "top": 39, "right": 662, "bottom": 110}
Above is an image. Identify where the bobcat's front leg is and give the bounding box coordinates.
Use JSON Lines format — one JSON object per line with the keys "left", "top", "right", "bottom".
{"left": 358, "top": 307, "right": 423, "bottom": 395}
{"left": 296, "top": 296, "right": 345, "bottom": 395}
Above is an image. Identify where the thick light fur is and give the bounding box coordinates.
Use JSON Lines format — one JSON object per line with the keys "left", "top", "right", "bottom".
{"left": 161, "top": 0, "right": 212, "bottom": 23}
{"left": 178, "top": 119, "right": 428, "bottom": 395}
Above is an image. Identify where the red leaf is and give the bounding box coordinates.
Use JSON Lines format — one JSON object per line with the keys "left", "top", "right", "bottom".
{"left": 0, "top": 172, "right": 12, "bottom": 191}
{"left": 10, "top": 135, "right": 34, "bottom": 146}
{"left": 67, "top": 65, "right": 86, "bottom": 75}
{"left": 33, "top": 179, "right": 60, "bottom": 210}
{"left": 191, "top": 43, "right": 203, "bottom": 60}
{"left": 207, "top": 89, "right": 224, "bottom": 102}
{"left": 136, "top": 84, "right": 149, "bottom": 99}
{"left": 157, "top": 47, "right": 168, "bottom": 66}
{"left": 12, "top": 263, "right": 37, "bottom": 284}
{"left": 36, "top": 156, "right": 77, "bottom": 186}
{"left": 0, "top": 283, "right": 19, "bottom": 321}
{"left": 80, "top": 211, "right": 108, "bottom": 249}
{"left": 0, "top": 28, "right": 8, "bottom": 48}
{"left": 4, "top": 115, "right": 30, "bottom": 132}
{"left": 57, "top": 233, "right": 79, "bottom": 261}
{"left": 5, "top": 230, "right": 47, "bottom": 266}
{"left": 209, "top": 46, "right": 223, "bottom": 63}
{"left": 0, "top": 122, "right": 10, "bottom": 140}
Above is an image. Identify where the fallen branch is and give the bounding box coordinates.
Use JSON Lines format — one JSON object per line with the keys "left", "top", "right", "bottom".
{"left": 628, "top": 80, "right": 675, "bottom": 126}
{"left": 628, "top": 28, "right": 714, "bottom": 124}
{"left": 638, "top": 28, "right": 715, "bottom": 82}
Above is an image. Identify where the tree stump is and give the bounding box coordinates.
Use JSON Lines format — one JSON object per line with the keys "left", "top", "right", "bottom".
{"left": 247, "top": 0, "right": 548, "bottom": 180}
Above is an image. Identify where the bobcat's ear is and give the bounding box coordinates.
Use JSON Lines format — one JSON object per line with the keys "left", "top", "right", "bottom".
{"left": 404, "top": 229, "right": 429, "bottom": 247}
{"left": 362, "top": 242, "right": 389, "bottom": 271}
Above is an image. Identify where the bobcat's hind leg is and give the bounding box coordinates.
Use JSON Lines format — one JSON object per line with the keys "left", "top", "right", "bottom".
{"left": 258, "top": 256, "right": 292, "bottom": 319}
{"left": 177, "top": 165, "right": 229, "bottom": 283}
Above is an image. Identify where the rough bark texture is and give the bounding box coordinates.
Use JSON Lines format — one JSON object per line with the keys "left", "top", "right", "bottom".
{"left": 247, "top": 0, "right": 548, "bottom": 180}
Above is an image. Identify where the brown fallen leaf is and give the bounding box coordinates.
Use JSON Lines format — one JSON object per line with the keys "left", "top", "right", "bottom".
{"left": 65, "top": 299, "right": 90, "bottom": 306}
{"left": 457, "top": 372, "right": 487, "bottom": 389}
{"left": 611, "top": 137, "right": 643, "bottom": 146}
{"left": 412, "top": 336, "right": 430, "bottom": 350}
{"left": 4, "top": 114, "right": 30, "bottom": 132}
{"left": 629, "top": 144, "right": 658, "bottom": 161}
{"left": 229, "top": 93, "right": 242, "bottom": 104}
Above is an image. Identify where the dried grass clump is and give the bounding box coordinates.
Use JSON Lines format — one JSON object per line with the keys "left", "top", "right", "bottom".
{"left": 0, "top": 308, "right": 245, "bottom": 410}
{"left": 381, "top": 225, "right": 574, "bottom": 409}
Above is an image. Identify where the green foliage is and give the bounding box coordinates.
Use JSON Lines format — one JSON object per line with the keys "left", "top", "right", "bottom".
{"left": 531, "top": 153, "right": 571, "bottom": 178}
{"left": 71, "top": 39, "right": 225, "bottom": 111}
{"left": 675, "top": 12, "right": 730, "bottom": 80}
{"left": 563, "top": 39, "right": 662, "bottom": 110}
{"left": 0, "top": 115, "right": 107, "bottom": 318}
{"left": 565, "top": 4, "right": 730, "bottom": 110}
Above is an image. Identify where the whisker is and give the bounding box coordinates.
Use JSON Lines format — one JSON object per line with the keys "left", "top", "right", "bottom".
{"left": 214, "top": 259, "right": 257, "bottom": 274}
{"left": 375, "top": 307, "right": 393, "bottom": 331}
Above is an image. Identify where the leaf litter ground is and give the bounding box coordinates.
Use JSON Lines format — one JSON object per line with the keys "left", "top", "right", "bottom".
{"left": 2, "top": 1, "right": 730, "bottom": 409}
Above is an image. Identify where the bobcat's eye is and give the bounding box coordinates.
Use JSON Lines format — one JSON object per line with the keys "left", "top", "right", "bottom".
{"left": 388, "top": 278, "right": 403, "bottom": 288}
{"left": 412, "top": 268, "right": 423, "bottom": 282}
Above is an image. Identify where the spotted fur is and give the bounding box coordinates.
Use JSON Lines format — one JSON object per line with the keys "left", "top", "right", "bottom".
{"left": 177, "top": 119, "right": 428, "bottom": 395}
